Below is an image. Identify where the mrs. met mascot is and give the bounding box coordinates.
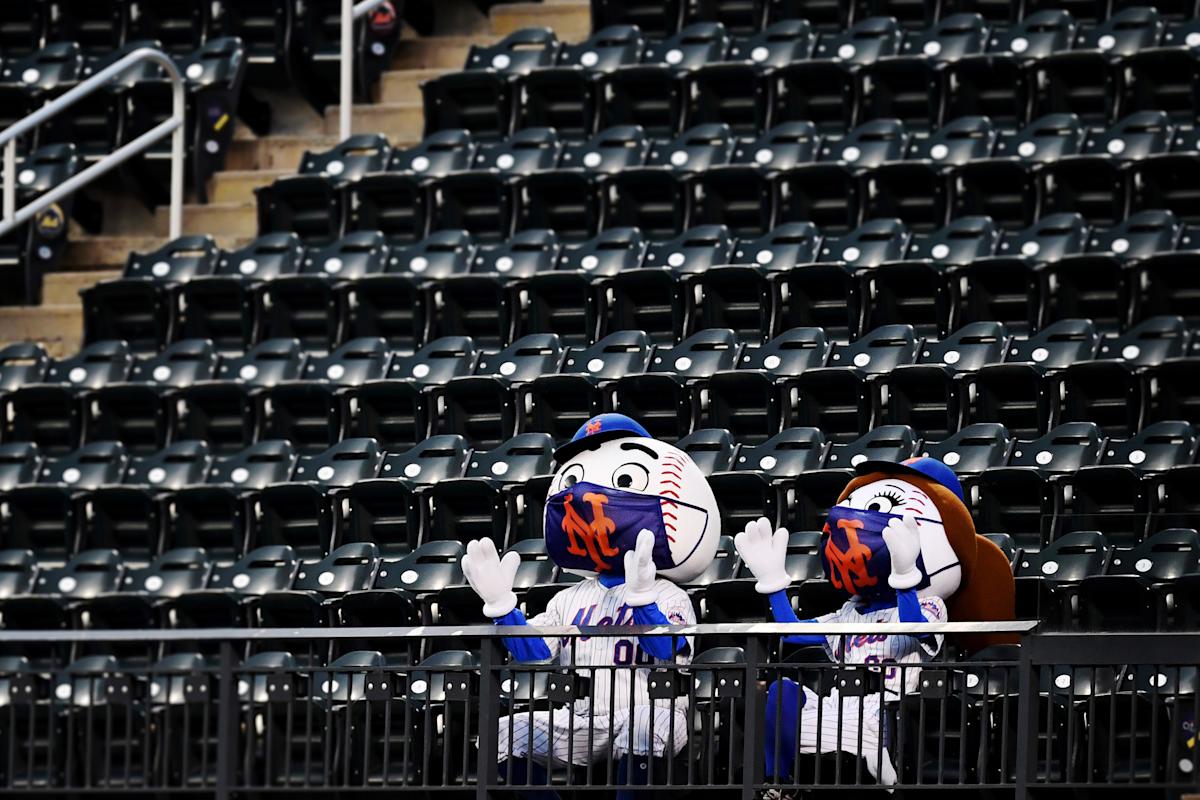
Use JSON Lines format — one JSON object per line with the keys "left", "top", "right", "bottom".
{"left": 459, "top": 414, "right": 720, "bottom": 799}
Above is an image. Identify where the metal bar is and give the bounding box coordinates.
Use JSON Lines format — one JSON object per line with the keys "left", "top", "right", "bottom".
{"left": 1015, "top": 650, "right": 1038, "bottom": 800}
{"left": 475, "top": 637, "right": 499, "bottom": 799}
{"left": 740, "top": 635, "right": 761, "bottom": 800}
{"left": 214, "top": 642, "right": 236, "bottom": 800}
{"left": 340, "top": 0, "right": 390, "bottom": 142}
{"left": 0, "top": 621, "right": 1039, "bottom": 643}
{"left": 0, "top": 46, "right": 186, "bottom": 239}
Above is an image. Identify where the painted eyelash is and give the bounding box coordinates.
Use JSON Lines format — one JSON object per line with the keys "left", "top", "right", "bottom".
{"left": 874, "top": 489, "right": 905, "bottom": 505}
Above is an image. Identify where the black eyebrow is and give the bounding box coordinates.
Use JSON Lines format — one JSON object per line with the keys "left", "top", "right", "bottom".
{"left": 620, "top": 441, "right": 660, "bottom": 459}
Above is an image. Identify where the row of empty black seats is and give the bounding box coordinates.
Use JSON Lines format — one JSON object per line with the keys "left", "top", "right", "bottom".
{"left": 82, "top": 218, "right": 1200, "bottom": 353}
{"left": 421, "top": 16, "right": 1200, "bottom": 139}
{"left": 592, "top": 0, "right": 1200, "bottom": 36}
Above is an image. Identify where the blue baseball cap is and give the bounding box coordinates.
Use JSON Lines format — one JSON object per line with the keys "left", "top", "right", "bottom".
{"left": 853, "top": 456, "right": 966, "bottom": 503}
{"left": 554, "top": 413, "right": 652, "bottom": 463}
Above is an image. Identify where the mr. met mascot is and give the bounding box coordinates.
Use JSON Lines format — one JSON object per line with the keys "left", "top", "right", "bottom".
{"left": 459, "top": 414, "right": 720, "bottom": 798}
{"left": 736, "top": 456, "right": 1016, "bottom": 789}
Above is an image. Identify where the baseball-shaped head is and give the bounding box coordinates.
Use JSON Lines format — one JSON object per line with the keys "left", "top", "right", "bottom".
{"left": 821, "top": 457, "right": 965, "bottom": 602}
{"left": 543, "top": 414, "right": 721, "bottom": 581}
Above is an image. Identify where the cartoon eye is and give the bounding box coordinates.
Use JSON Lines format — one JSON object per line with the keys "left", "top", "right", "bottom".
{"left": 557, "top": 463, "right": 585, "bottom": 491}
{"left": 863, "top": 491, "right": 904, "bottom": 513}
{"left": 611, "top": 462, "right": 650, "bottom": 491}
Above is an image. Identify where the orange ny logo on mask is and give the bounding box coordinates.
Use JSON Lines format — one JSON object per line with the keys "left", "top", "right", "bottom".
{"left": 562, "top": 491, "right": 621, "bottom": 571}
{"left": 823, "top": 518, "right": 879, "bottom": 594}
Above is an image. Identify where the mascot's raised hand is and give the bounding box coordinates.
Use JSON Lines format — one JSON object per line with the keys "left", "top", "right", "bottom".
{"left": 461, "top": 537, "right": 521, "bottom": 618}
{"left": 734, "top": 517, "right": 792, "bottom": 595}
{"left": 882, "top": 512, "right": 923, "bottom": 590}
{"left": 622, "top": 530, "right": 659, "bottom": 607}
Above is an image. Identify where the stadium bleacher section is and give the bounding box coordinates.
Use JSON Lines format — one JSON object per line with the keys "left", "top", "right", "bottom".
{"left": 0, "top": 0, "right": 1198, "bottom": 795}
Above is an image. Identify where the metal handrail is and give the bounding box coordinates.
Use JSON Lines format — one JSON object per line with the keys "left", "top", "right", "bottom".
{"left": 341, "top": 0, "right": 392, "bottom": 142}
{"left": 0, "top": 47, "right": 184, "bottom": 240}
{"left": 0, "top": 620, "right": 1039, "bottom": 643}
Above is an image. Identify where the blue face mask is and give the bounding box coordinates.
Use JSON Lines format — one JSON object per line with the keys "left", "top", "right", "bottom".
{"left": 544, "top": 481, "right": 706, "bottom": 575}
{"left": 820, "top": 505, "right": 936, "bottom": 598}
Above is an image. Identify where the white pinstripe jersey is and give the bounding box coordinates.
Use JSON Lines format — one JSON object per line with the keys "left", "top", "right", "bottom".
{"left": 527, "top": 578, "right": 695, "bottom": 711}
{"left": 816, "top": 596, "right": 947, "bottom": 696}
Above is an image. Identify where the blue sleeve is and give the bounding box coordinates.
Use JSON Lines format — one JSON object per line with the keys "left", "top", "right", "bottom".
{"left": 896, "top": 589, "right": 929, "bottom": 623}
{"left": 631, "top": 603, "right": 688, "bottom": 659}
{"left": 768, "top": 590, "right": 827, "bottom": 646}
{"left": 494, "top": 609, "right": 553, "bottom": 662}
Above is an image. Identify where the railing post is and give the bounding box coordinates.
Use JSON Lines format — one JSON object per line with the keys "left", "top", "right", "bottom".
{"left": 1014, "top": 636, "right": 1038, "bottom": 800}
{"left": 741, "top": 635, "right": 763, "bottom": 800}
{"left": 215, "top": 641, "right": 237, "bottom": 800}
{"left": 3, "top": 140, "right": 15, "bottom": 223}
{"left": 476, "top": 636, "right": 501, "bottom": 800}
{"left": 340, "top": 0, "right": 354, "bottom": 142}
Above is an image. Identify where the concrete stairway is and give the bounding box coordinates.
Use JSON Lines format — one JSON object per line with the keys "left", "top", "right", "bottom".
{"left": 7, "top": 0, "right": 591, "bottom": 356}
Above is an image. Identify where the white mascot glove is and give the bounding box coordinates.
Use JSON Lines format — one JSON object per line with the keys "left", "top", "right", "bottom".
{"left": 734, "top": 517, "right": 792, "bottom": 595}
{"left": 460, "top": 538, "right": 521, "bottom": 618}
{"left": 883, "top": 512, "right": 923, "bottom": 591}
{"left": 622, "top": 530, "right": 659, "bottom": 607}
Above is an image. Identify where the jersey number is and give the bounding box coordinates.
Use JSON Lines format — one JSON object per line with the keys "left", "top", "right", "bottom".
{"left": 613, "top": 640, "right": 655, "bottom": 665}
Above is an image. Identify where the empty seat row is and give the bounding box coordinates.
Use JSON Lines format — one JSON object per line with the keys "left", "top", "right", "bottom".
{"left": 424, "top": 16, "right": 1200, "bottom": 138}
{"left": 84, "top": 218, "right": 1200, "bottom": 352}
{"left": 591, "top": 0, "right": 1200, "bottom": 37}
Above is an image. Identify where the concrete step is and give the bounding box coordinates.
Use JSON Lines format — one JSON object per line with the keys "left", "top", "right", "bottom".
{"left": 42, "top": 270, "right": 122, "bottom": 305}
{"left": 0, "top": 305, "right": 82, "bottom": 357}
{"left": 61, "top": 236, "right": 165, "bottom": 270}
{"left": 227, "top": 135, "right": 339, "bottom": 172}
{"left": 392, "top": 36, "right": 493, "bottom": 69}
{"left": 379, "top": 68, "right": 449, "bottom": 104}
{"left": 210, "top": 170, "right": 292, "bottom": 204}
{"left": 491, "top": 0, "right": 590, "bottom": 40}
{"left": 155, "top": 202, "right": 258, "bottom": 238}
{"left": 323, "top": 102, "right": 424, "bottom": 139}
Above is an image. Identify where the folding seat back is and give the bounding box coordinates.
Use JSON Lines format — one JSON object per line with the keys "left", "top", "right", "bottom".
{"left": 375, "top": 538, "right": 467, "bottom": 593}
{"left": 287, "top": 438, "right": 383, "bottom": 488}
{"left": 730, "top": 121, "right": 820, "bottom": 170}
{"left": 8, "top": 42, "right": 84, "bottom": 94}
{"left": 208, "top": 233, "right": 305, "bottom": 282}
{"left": 1087, "top": 206, "right": 1179, "bottom": 261}
{"left": 1007, "top": 422, "right": 1103, "bottom": 473}
{"left": 288, "top": 541, "right": 378, "bottom": 595}
{"left": 1015, "top": 530, "right": 1109, "bottom": 582}
{"left": 786, "top": 367, "right": 871, "bottom": 442}
{"left": 961, "top": 363, "right": 1054, "bottom": 439}
{"left": 740, "top": 326, "right": 830, "bottom": 376}
{"left": 471, "top": 127, "right": 562, "bottom": 175}
{"left": 916, "top": 320, "right": 1008, "bottom": 371}
{"left": 464, "top": 433, "right": 554, "bottom": 481}
{"left": 992, "top": 113, "right": 1086, "bottom": 163}
{"left": 1083, "top": 111, "right": 1174, "bottom": 163}
{"left": 559, "top": 330, "right": 653, "bottom": 380}
{"left": 295, "top": 230, "right": 389, "bottom": 280}
{"left": 556, "top": 24, "right": 645, "bottom": 71}
{"left": 647, "top": 328, "right": 741, "bottom": 375}
{"left": 32, "top": 549, "right": 123, "bottom": 598}
{"left": 41, "top": 440, "right": 130, "bottom": 489}
{"left": 380, "top": 435, "right": 471, "bottom": 485}
{"left": 559, "top": 125, "right": 649, "bottom": 174}
{"left": 464, "top": 27, "right": 560, "bottom": 74}
{"left": 907, "top": 215, "right": 1000, "bottom": 264}
{"left": 0, "top": 342, "right": 48, "bottom": 390}
{"left": 1075, "top": 6, "right": 1165, "bottom": 56}
{"left": 121, "top": 440, "right": 211, "bottom": 490}
{"left": 204, "top": 440, "right": 298, "bottom": 490}
{"left": 811, "top": 16, "right": 904, "bottom": 63}
{"left": 827, "top": 324, "right": 920, "bottom": 373}
{"left": 299, "top": 133, "right": 391, "bottom": 182}
{"left": 818, "top": 218, "right": 911, "bottom": 269}
{"left": 473, "top": 333, "right": 564, "bottom": 383}
{"left": 820, "top": 119, "right": 910, "bottom": 168}
{"left": 825, "top": 424, "right": 919, "bottom": 469}
{"left": 1101, "top": 420, "right": 1196, "bottom": 471}
{"left": 734, "top": 426, "right": 828, "bottom": 477}
{"left": 675, "top": 428, "right": 738, "bottom": 474}
{"left": 386, "top": 229, "right": 475, "bottom": 280}
{"left": 213, "top": 338, "right": 306, "bottom": 386}
{"left": 127, "top": 0, "right": 209, "bottom": 55}
{"left": 987, "top": 9, "right": 1077, "bottom": 58}
{"left": 1057, "top": 360, "right": 1142, "bottom": 436}
{"left": 120, "top": 236, "right": 217, "bottom": 283}
{"left": 1111, "top": 527, "right": 1200, "bottom": 580}
{"left": 0, "top": 1, "right": 47, "bottom": 56}
{"left": 592, "top": 0, "right": 683, "bottom": 38}
{"left": 390, "top": 129, "right": 476, "bottom": 177}
{"left": 126, "top": 338, "right": 219, "bottom": 387}
{"left": 1096, "top": 315, "right": 1188, "bottom": 366}
{"left": 386, "top": 336, "right": 478, "bottom": 384}
{"left": 645, "top": 123, "right": 735, "bottom": 171}
{"left": 0, "top": 549, "right": 35, "bottom": 598}
{"left": 897, "top": 12, "right": 988, "bottom": 60}
{"left": 299, "top": 337, "right": 390, "bottom": 385}
{"left": 643, "top": 22, "right": 731, "bottom": 69}
{"left": 920, "top": 422, "right": 1012, "bottom": 474}
{"left": 0, "top": 442, "right": 41, "bottom": 489}
{"left": 907, "top": 116, "right": 997, "bottom": 165}
{"left": 1005, "top": 318, "right": 1098, "bottom": 369}
{"left": 471, "top": 228, "right": 561, "bottom": 277}
{"left": 207, "top": 545, "right": 299, "bottom": 595}
{"left": 729, "top": 19, "right": 815, "bottom": 66}
{"left": 40, "top": 340, "right": 133, "bottom": 389}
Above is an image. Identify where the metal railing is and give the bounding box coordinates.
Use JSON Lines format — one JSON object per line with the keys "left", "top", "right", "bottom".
{"left": 0, "top": 47, "right": 184, "bottom": 240}
{"left": 341, "top": 0, "right": 392, "bottom": 142}
{"left": 6, "top": 620, "right": 1197, "bottom": 799}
